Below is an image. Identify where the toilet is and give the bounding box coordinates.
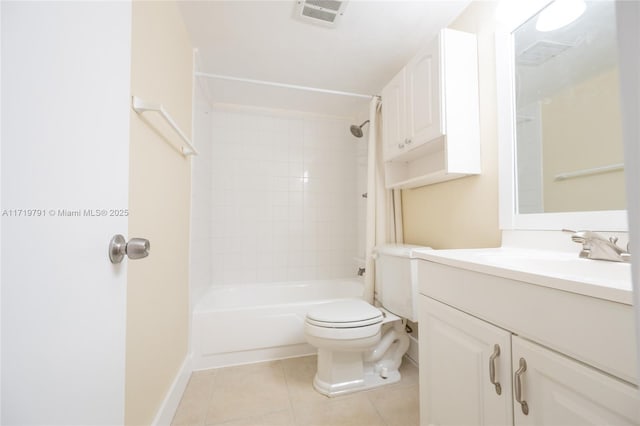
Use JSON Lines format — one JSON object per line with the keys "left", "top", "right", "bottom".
{"left": 304, "top": 244, "right": 426, "bottom": 397}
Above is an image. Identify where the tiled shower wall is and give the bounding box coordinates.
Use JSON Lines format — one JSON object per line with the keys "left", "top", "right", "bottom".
{"left": 208, "top": 107, "right": 361, "bottom": 286}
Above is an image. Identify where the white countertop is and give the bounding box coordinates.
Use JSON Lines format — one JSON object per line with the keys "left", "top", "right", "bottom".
{"left": 414, "top": 247, "right": 633, "bottom": 305}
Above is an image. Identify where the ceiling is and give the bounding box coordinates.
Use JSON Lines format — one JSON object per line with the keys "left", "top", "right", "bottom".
{"left": 178, "top": 0, "right": 470, "bottom": 117}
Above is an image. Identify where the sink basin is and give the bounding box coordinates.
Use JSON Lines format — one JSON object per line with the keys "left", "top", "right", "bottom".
{"left": 413, "top": 247, "right": 633, "bottom": 304}
{"left": 474, "top": 249, "right": 631, "bottom": 289}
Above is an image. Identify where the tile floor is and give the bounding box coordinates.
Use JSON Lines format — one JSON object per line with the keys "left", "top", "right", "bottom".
{"left": 171, "top": 355, "right": 420, "bottom": 426}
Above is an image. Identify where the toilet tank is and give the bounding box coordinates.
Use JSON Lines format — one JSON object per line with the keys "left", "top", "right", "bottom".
{"left": 373, "top": 244, "right": 429, "bottom": 322}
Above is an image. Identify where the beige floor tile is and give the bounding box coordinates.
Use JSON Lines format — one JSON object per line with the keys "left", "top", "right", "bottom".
{"left": 173, "top": 355, "right": 422, "bottom": 426}
{"left": 396, "top": 360, "right": 419, "bottom": 388}
{"left": 172, "top": 371, "right": 218, "bottom": 426}
{"left": 208, "top": 409, "right": 295, "bottom": 426}
{"left": 366, "top": 384, "right": 420, "bottom": 426}
{"left": 205, "top": 361, "right": 291, "bottom": 425}
{"left": 291, "top": 393, "right": 386, "bottom": 426}
{"left": 260, "top": 409, "right": 296, "bottom": 426}
{"left": 282, "top": 355, "right": 328, "bottom": 404}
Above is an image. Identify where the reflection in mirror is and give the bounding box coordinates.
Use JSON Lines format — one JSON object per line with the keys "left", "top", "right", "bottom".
{"left": 513, "top": 0, "right": 625, "bottom": 215}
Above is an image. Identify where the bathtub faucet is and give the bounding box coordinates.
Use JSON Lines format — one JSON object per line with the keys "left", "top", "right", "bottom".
{"left": 565, "top": 229, "right": 631, "bottom": 262}
{"left": 357, "top": 267, "right": 366, "bottom": 276}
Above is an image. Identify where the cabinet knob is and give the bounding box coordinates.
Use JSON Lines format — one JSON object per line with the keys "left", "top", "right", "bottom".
{"left": 398, "top": 143, "right": 405, "bottom": 149}
{"left": 514, "top": 357, "right": 529, "bottom": 415}
{"left": 406, "top": 138, "right": 412, "bottom": 145}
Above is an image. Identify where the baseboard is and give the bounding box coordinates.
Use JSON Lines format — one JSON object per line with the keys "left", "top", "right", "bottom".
{"left": 152, "top": 354, "right": 193, "bottom": 426}
{"left": 192, "top": 343, "right": 316, "bottom": 371}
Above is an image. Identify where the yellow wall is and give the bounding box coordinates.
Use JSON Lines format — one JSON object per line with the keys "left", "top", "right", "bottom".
{"left": 542, "top": 68, "right": 625, "bottom": 212}
{"left": 401, "top": 1, "right": 501, "bottom": 249}
{"left": 126, "top": 1, "right": 193, "bottom": 424}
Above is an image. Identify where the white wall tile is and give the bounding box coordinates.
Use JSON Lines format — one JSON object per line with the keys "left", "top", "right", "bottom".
{"left": 202, "top": 107, "right": 361, "bottom": 288}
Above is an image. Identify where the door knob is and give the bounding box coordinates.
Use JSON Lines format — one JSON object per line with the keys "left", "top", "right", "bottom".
{"left": 109, "top": 234, "right": 150, "bottom": 264}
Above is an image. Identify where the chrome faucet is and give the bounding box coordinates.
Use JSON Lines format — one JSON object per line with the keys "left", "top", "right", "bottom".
{"left": 565, "top": 229, "right": 631, "bottom": 262}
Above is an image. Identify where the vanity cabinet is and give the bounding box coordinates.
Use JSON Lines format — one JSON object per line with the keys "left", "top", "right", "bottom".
{"left": 418, "top": 258, "right": 640, "bottom": 426}
{"left": 512, "top": 336, "right": 640, "bottom": 425}
{"left": 420, "top": 296, "right": 640, "bottom": 426}
{"left": 419, "top": 296, "right": 513, "bottom": 426}
{"left": 380, "top": 28, "right": 480, "bottom": 189}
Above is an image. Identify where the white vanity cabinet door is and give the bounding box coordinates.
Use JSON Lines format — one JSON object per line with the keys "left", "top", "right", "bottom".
{"left": 512, "top": 336, "right": 640, "bottom": 426}
{"left": 381, "top": 67, "right": 407, "bottom": 161}
{"left": 406, "top": 36, "right": 442, "bottom": 149}
{"left": 419, "top": 296, "right": 514, "bottom": 426}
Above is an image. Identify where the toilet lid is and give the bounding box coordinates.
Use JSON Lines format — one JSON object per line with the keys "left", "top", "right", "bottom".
{"left": 306, "top": 300, "right": 383, "bottom": 328}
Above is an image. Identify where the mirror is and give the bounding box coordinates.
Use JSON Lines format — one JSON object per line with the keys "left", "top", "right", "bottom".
{"left": 496, "top": 0, "right": 628, "bottom": 231}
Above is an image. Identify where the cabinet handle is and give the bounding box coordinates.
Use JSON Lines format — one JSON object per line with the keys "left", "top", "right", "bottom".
{"left": 398, "top": 143, "right": 405, "bottom": 149}
{"left": 488, "top": 344, "right": 502, "bottom": 395}
{"left": 514, "top": 358, "right": 529, "bottom": 415}
{"left": 406, "top": 138, "right": 412, "bottom": 145}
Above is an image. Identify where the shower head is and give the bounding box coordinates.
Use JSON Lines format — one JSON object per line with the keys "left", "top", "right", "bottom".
{"left": 350, "top": 120, "right": 370, "bottom": 138}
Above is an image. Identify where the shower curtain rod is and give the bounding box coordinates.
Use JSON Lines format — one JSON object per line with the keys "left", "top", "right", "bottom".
{"left": 195, "top": 71, "right": 376, "bottom": 100}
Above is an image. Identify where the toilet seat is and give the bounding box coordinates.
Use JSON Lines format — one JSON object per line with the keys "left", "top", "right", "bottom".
{"left": 306, "top": 300, "right": 383, "bottom": 328}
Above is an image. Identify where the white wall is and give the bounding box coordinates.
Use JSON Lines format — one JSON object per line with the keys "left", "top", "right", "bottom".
{"left": 208, "top": 106, "right": 359, "bottom": 286}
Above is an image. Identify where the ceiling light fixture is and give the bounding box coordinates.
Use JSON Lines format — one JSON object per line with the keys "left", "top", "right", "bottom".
{"left": 535, "top": 0, "right": 586, "bottom": 32}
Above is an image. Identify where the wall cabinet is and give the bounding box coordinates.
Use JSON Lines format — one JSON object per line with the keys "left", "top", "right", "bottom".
{"left": 381, "top": 68, "right": 407, "bottom": 160}
{"left": 380, "top": 28, "right": 480, "bottom": 189}
{"left": 419, "top": 292, "right": 640, "bottom": 426}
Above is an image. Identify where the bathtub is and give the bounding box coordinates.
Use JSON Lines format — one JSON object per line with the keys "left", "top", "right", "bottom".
{"left": 191, "top": 279, "right": 364, "bottom": 370}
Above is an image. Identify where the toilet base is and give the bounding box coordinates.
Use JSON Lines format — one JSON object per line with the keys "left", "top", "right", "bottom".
{"left": 309, "top": 317, "right": 410, "bottom": 397}
{"left": 313, "top": 368, "right": 401, "bottom": 397}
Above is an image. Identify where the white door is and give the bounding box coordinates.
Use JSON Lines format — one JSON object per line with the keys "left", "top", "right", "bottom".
{"left": 512, "top": 336, "right": 640, "bottom": 425}
{"left": 616, "top": 0, "right": 640, "bottom": 396}
{"left": 2, "top": 2, "right": 132, "bottom": 424}
{"left": 419, "top": 296, "right": 513, "bottom": 426}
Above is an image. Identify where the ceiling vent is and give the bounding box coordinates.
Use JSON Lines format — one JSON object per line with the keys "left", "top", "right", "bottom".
{"left": 517, "top": 40, "right": 574, "bottom": 67}
{"left": 295, "top": 0, "right": 348, "bottom": 28}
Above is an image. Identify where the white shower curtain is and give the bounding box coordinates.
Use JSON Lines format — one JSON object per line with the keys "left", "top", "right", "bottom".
{"left": 363, "top": 96, "right": 403, "bottom": 304}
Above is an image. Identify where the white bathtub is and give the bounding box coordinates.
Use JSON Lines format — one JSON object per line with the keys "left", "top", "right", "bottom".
{"left": 191, "top": 279, "right": 364, "bottom": 370}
